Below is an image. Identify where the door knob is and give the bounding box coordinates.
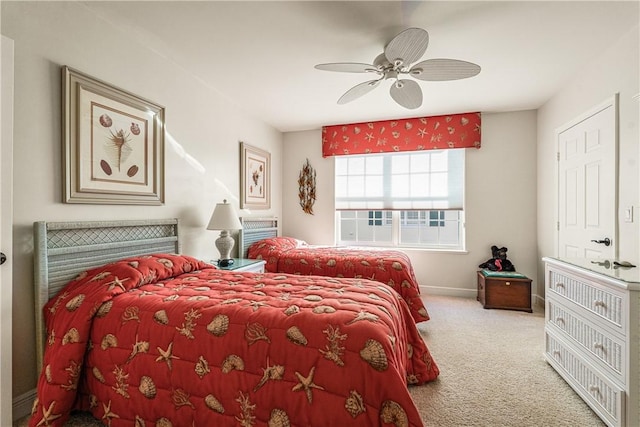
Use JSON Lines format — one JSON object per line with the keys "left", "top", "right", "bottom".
{"left": 591, "top": 238, "right": 611, "bottom": 246}
{"left": 0, "top": 252, "right": 5, "bottom": 265}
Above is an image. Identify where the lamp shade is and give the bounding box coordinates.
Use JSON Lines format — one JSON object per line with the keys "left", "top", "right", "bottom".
{"left": 207, "top": 199, "right": 243, "bottom": 231}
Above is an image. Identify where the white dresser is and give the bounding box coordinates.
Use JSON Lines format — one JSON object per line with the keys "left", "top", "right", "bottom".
{"left": 543, "top": 257, "right": 640, "bottom": 427}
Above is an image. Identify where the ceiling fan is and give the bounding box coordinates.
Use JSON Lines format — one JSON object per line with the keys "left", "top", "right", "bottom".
{"left": 315, "top": 28, "right": 481, "bottom": 109}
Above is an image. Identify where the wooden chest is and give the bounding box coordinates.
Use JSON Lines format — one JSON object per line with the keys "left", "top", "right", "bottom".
{"left": 477, "top": 270, "right": 532, "bottom": 312}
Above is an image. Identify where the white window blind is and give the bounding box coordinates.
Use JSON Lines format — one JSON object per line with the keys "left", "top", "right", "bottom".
{"left": 335, "top": 149, "right": 464, "bottom": 210}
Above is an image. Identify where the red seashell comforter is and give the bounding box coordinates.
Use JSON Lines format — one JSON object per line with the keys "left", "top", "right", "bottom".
{"left": 29, "top": 253, "right": 439, "bottom": 427}
{"left": 248, "top": 237, "right": 430, "bottom": 323}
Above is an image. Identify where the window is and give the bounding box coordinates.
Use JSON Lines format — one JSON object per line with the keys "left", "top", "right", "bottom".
{"left": 335, "top": 150, "right": 464, "bottom": 249}
{"left": 368, "top": 210, "right": 384, "bottom": 226}
{"left": 429, "top": 211, "right": 445, "bottom": 227}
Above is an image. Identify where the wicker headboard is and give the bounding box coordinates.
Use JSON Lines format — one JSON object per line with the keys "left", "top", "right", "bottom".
{"left": 33, "top": 218, "right": 180, "bottom": 372}
{"left": 239, "top": 217, "right": 278, "bottom": 258}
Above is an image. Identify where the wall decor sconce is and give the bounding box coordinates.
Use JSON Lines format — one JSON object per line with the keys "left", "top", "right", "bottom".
{"left": 298, "top": 158, "right": 316, "bottom": 215}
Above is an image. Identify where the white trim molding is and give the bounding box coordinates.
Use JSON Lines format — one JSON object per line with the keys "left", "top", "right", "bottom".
{"left": 13, "top": 389, "right": 35, "bottom": 423}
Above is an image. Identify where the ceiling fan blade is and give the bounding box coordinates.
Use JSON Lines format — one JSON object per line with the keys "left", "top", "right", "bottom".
{"left": 389, "top": 79, "right": 422, "bottom": 109}
{"left": 315, "top": 63, "right": 378, "bottom": 73}
{"left": 410, "top": 58, "right": 481, "bottom": 81}
{"left": 385, "top": 28, "right": 429, "bottom": 66}
{"left": 338, "top": 80, "right": 380, "bottom": 104}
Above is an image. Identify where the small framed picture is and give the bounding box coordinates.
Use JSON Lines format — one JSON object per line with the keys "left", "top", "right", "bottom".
{"left": 62, "top": 66, "right": 165, "bottom": 204}
{"left": 240, "top": 142, "right": 270, "bottom": 209}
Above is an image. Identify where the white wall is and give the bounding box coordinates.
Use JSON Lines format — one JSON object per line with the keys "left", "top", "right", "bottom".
{"left": 2, "top": 2, "right": 283, "bottom": 401}
{"left": 537, "top": 24, "right": 640, "bottom": 297}
{"left": 283, "top": 111, "right": 538, "bottom": 298}
{"left": 282, "top": 131, "right": 335, "bottom": 244}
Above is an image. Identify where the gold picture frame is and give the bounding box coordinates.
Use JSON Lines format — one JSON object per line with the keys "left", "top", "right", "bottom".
{"left": 62, "top": 66, "right": 165, "bottom": 204}
{"left": 240, "top": 142, "right": 270, "bottom": 209}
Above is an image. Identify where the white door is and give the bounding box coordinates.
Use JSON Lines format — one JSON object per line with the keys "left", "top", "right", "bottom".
{"left": 557, "top": 96, "right": 617, "bottom": 259}
{"left": 1, "top": 35, "right": 14, "bottom": 425}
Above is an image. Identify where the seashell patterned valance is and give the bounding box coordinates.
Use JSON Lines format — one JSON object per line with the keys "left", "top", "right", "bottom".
{"left": 321, "top": 112, "right": 481, "bottom": 157}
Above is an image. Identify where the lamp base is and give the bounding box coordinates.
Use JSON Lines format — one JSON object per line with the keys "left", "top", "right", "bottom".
{"left": 215, "top": 230, "right": 235, "bottom": 261}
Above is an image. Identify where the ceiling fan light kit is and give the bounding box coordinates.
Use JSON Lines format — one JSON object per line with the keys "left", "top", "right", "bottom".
{"left": 315, "top": 28, "right": 481, "bottom": 109}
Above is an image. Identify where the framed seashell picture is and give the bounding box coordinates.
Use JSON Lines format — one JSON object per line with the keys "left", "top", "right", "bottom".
{"left": 62, "top": 66, "right": 165, "bottom": 204}
{"left": 240, "top": 141, "right": 270, "bottom": 209}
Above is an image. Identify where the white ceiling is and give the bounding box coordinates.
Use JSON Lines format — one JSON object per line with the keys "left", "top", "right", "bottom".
{"left": 82, "top": 1, "right": 639, "bottom": 132}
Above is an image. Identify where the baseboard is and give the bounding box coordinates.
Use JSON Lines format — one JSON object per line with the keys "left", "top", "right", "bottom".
{"left": 13, "top": 388, "right": 35, "bottom": 423}
{"left": 421, "top": 285, "right": 545, "bottom": 311}
{"left": 420, "top": 285, "right": 477, "bottom": 299}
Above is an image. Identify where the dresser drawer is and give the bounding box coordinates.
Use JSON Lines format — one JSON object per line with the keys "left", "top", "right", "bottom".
{"left": 545, "top": 330, "right": 624, "bottom": 427}
{"left": 547, "top": 299, "right": 626, "bottom": 384}
{"left": 548, "top": 268, "right": 626, "bottom": 332}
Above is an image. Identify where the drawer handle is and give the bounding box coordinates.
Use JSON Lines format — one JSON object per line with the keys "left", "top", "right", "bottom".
{"left": 593, "top": 300, "right": 607, "bottom": 309}
{"left": 505, "top": 281, "right": 511, "bottom": 286}
{"left": 555, "top": 282, "right": 565, "bottom": 289}
{"left": 555, "top": 317, "right": 565, "bottom": 324}
{"left": 589, "top": 385, "right": 600, "bottom": 393}
{"left": 552, "top": 350, "right": 561, "bottom": 357}
{"left": 593, "top": 342, "right": 604, "bottom": 351}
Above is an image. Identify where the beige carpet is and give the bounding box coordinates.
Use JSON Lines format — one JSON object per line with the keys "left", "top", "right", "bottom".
{"left": 16, "top": 295, "right": 606, "bottom": 427}
{"left": 413, "top": 294, "right": 605, "bottom": 426}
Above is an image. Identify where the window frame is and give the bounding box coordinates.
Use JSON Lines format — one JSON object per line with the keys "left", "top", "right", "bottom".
{"left": 334, "top": 149, "right": 466, "bottom": 250}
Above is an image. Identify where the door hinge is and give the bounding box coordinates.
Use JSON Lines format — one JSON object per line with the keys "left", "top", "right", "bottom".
{"left": 557, "top": 222, "right": 560, "bottom": 231}
{"left": 557, "top": 152, "right": 560, "bottom": 161}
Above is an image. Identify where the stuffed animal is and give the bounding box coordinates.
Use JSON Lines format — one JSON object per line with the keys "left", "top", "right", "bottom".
{"left": 478, "top": 245, "right": 516, "bottom": 272}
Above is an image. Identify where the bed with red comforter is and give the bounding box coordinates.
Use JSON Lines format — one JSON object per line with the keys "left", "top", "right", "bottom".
{"left": 247, "top": 237, "right": 430, "bottom": 323}
{"left": 30, "top": 253, "right": 438, "bottom": 427}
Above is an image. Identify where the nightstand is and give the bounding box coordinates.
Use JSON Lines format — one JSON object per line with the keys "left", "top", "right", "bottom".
{"left": 213, "top": 258, "right": 266, "bottom": 273}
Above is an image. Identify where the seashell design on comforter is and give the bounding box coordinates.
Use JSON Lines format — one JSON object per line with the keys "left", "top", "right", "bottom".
{"left": 248, "top": 237, "right": 431, "bottom": 322}
{"left": 29, "top": 253, "right": 438, "bottom": 427}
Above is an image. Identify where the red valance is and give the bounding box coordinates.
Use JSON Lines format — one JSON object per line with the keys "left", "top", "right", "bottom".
{"left": 322, "top": 112, "right": 481, "bottom": 157}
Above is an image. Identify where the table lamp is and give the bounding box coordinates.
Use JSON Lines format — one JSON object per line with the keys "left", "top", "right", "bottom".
{"left": 207, "top": 199, "right": 243, "bottom": 267}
